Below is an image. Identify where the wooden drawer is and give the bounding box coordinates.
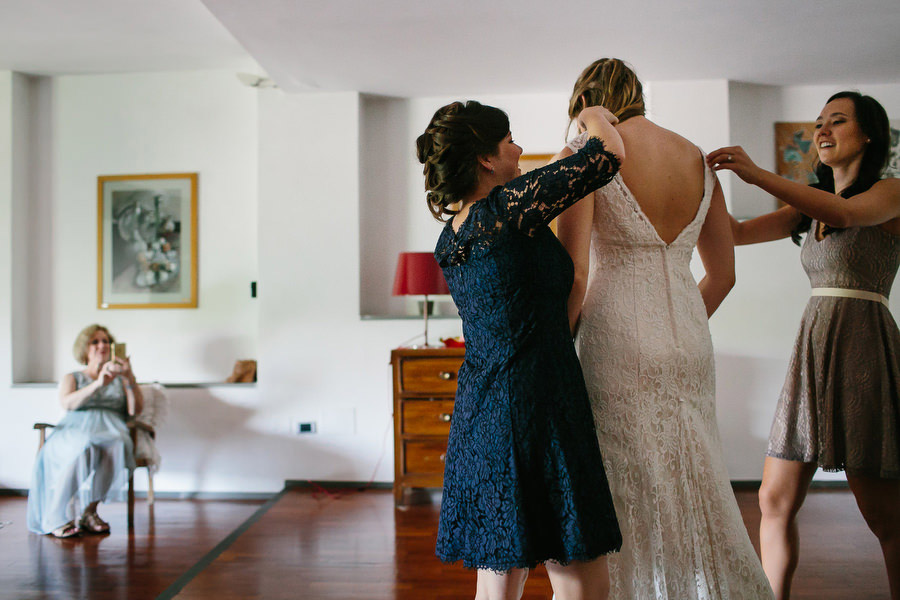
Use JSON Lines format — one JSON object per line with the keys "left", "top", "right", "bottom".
{"left": 400, "top": 357, "right": 462, "bottom": 394}
{"left": 404, "top": 439, "right": 448, "bottom": 474}
{"left": 391, "top": 347, "right": 463, "bottom": 504}
{"left": 402, "top": 400, "right": 454, "bottom": 435}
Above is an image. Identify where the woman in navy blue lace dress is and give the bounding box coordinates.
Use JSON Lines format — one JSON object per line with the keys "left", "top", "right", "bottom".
{"left": 417, "top": 101, "right": 624, "bottom": 600}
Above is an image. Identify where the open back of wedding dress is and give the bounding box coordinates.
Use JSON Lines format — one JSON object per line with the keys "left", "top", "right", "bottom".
{"left": 573, "top": 140, "right": 773, "bottom": 599}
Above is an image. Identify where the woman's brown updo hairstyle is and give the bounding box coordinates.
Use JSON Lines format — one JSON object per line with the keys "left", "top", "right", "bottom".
{"left": 568, "top": 58, "right": 645, "bottom": 132}
{"left": 416, "top": 100, "right": 510, "bottom": 222}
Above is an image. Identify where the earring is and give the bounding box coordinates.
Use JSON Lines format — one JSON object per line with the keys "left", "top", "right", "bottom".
{"left": 490, "top": 167, "right": 494, "bottom": 174}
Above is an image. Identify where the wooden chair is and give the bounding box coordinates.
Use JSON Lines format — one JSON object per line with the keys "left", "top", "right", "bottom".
{"left": 33, "top": 419, "right": 156, "bottom": 530}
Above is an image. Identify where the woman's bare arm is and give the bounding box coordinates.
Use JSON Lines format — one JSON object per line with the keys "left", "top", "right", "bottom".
{"left": 730, "top": 205, "right": 805, "bottom": 246}
{"left": 696, "top": 177, "right": 736, "bottom": 317}
{"left": 709, "top": 146, "right": 900, "bottom": 229}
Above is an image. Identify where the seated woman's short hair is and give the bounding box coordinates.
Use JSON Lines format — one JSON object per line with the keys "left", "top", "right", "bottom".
{"left": 72, "top": 324, "right": 115, "bottom": 365}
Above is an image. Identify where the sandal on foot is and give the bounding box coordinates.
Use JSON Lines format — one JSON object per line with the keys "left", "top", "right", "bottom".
{"left": 80, "top": 512, "right": 110, "bottom": 534}
{"left": 51, "top": 521, "right": 82, "bottom": 538}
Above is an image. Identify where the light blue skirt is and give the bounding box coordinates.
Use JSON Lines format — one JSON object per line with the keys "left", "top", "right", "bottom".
{"left": 27, "top": 408, "right": 135, "bottom": 534}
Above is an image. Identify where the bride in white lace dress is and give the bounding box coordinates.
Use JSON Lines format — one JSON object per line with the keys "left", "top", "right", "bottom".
{"left": 557, "top": 59, "right": 773, "bottom": 599}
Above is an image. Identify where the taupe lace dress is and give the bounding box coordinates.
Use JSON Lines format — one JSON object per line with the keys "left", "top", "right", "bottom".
{"left": 767, "top": 221, "right": 900, "bottom": 479}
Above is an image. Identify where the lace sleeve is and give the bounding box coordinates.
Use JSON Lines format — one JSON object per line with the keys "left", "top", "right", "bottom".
{"left": 491, "top": 136, "right": 619, "bottom": 236}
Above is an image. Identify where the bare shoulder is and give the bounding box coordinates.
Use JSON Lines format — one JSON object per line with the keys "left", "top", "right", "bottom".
{"left": 621, "top": 119, "right": 696, "bottom": 155}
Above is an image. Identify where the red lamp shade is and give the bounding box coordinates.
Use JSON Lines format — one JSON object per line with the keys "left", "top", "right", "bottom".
{"left": 392, "top": 252, "right": 449, "bottom": 296}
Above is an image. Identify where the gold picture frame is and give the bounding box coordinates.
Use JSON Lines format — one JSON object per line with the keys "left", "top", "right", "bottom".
{"left": 97, "top": 173, "right": 198, "bottom": 309}
{"left": 519, "top": 153, "right": 555, "bottom": 175}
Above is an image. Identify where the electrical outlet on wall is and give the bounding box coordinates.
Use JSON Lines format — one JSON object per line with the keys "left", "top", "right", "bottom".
{"left": 290, "top": 420, "right": 317, "bottom": 434}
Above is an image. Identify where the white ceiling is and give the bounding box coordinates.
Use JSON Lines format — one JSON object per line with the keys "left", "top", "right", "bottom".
{"left": 2, "top": 0, "right": 899, "bottom": 96}
{"left": 0, "top": 0, "right": 255, "bottom": 76}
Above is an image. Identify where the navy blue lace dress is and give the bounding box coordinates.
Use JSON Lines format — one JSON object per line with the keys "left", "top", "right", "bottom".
{"left": 434, "top": 137, "right": 623, "bottom": 571}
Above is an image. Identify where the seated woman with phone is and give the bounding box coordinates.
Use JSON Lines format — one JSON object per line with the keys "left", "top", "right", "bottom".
{"left": 27, "top": 324, "right": 143, "bottom": 537}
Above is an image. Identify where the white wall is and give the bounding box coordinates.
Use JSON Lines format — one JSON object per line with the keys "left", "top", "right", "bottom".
{"left": 11, "top": 76, "right": 56, "bottom": 383}
{"left": 50, "top": 70, "right": 259, "bottom": 383}
{"left": 0, "top": 72, "right": 13, "bottom": 388}
{"left": 256, "top": 90, "right": 461, "bottom": 484}
{"left": 359, "top": 94, "right": 414, "bottom": 317}
{"left": 727, "top": 82, "right": 782, "bottom": 218}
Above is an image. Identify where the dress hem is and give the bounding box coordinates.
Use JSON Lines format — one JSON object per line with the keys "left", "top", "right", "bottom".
{"left": 436, "top": 546, "right": 621, "bottom": 573}
{"left": 765, "top": 450, "right": 900, "bottom": 480}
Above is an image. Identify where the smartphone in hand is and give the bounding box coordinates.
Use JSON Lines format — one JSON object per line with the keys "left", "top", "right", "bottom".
{"left": 111, "top": 342, "right": 127, "bottom": 361}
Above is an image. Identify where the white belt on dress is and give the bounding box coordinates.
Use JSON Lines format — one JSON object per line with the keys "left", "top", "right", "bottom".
{"left": 810, "top": 287, "right": 889, "bottom": 307}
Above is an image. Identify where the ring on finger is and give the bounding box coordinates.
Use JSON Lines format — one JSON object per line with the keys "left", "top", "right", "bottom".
{"left": 727, "top": 155, "right": 733, "bottom": 162}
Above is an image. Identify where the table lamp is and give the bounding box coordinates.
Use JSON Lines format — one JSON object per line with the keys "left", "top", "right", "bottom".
{"left": 392, "top": 252, "right": 450, "bottom": 347}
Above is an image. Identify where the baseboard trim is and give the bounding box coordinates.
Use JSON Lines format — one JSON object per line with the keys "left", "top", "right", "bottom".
{"left": 0, "top": 488, "right": 282, "bottom": 501}
{"left": 144, "top": 491, "right": 277, "bottom": 500}
{"left": 3, "top": 479, "right": 849, "bottom": 500}
{"left": 285, "top": 480, "right": 393, "bottom": 490}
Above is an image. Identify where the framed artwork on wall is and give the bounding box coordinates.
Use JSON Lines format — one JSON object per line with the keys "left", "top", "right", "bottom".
{"left": 97, "top": 173, "right": 198, "bottom": 309}
{"left": 774, "top": 122, "right": 819, "bottom": 185}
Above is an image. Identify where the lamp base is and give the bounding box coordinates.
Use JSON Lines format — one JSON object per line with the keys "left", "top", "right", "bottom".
{"left": 417, "top": 299, "right": 435, "bottom": 317}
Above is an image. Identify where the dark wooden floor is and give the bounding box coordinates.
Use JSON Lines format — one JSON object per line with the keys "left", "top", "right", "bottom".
{"left": 0, "top": 487, "right": 890, "bottom": 599}
{"left": 0, "top": 496, "right": 263, "bottom": 600}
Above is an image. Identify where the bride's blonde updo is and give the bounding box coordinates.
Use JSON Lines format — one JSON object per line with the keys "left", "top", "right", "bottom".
{"left": 416, "top": 100, "right": 510, "bottom": 222}
{"left": 568, "top": 58, "right": 645, "bottom": 131}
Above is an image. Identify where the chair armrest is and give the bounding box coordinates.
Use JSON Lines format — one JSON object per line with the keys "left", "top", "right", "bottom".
{"left": 126, "top": 419, "right": 156, "bottom": 439}
{"left": 34, "top": 423, "right": 56, "bottom": 450}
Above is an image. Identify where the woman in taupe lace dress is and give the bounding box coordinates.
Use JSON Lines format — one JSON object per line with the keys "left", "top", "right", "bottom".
{"left": 708, "top": 91, "right": 900, "bottom": 600}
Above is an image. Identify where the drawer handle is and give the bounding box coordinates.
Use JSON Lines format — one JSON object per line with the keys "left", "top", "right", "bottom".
{"left": 438, "top": 371, "right": 453, "bottom": 380}
{"left": 439, "top": 453, "right": 446, "bottom": 463}
{"left": 439, "top": 413, "right": 452, "bottom": 423}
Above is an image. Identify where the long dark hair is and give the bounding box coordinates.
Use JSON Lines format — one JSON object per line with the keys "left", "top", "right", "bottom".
{"left": 416, "top": 101, "right": 510, "bottom": 222}
{"left": 790, "top": 91, "right": 891, "bottom": 244}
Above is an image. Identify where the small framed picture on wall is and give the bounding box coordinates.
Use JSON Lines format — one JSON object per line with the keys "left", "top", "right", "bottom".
{"left": 774, "top": 122, "right": 819, "bottom": 185}
{"left": 97, "top": 173, "right": 198, "bottom": 309}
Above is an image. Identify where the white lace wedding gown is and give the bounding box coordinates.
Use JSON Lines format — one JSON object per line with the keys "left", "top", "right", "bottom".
{"left": 575, "top": 149, "right": 773, "bottom": 599}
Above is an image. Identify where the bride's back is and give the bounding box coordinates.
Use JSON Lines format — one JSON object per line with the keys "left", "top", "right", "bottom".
{"left": 616, "top": 116, "right": 705, "bottom": 245}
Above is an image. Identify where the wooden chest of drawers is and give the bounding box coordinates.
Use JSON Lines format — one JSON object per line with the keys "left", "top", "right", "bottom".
{"left": 391, "top": 347, "right": 465, "bottom": 505}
